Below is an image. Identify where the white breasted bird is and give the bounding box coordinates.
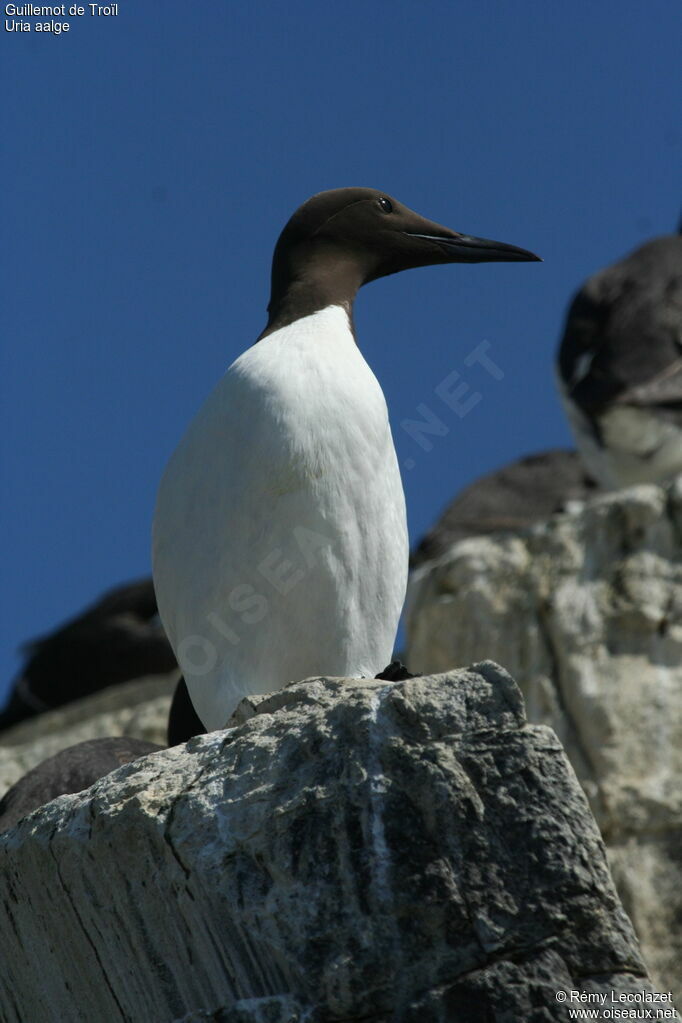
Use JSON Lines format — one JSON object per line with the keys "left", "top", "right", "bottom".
{"left": 153, "top": 187, "right": 540, "bottom": 732}
{"left": 557, "top": 225, "right": 682, "bottom": 489}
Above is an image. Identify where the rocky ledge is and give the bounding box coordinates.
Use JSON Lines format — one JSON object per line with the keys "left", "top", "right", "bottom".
{"left": 0, "top": 665, "right": 670, "bottom": 1022}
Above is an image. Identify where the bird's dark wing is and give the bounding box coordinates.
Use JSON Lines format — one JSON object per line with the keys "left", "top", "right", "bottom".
{"left": 167, "top": 677, "right": 206, "bottom": 745}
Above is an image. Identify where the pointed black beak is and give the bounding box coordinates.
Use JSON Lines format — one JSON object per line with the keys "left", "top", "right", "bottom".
{"left": 405, "top": 231, "right": 542, "bottom": 264}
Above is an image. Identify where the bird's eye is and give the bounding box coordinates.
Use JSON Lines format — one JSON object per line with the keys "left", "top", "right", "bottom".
{"left": 378, "top": 197, "right": 393, "bottom": 213}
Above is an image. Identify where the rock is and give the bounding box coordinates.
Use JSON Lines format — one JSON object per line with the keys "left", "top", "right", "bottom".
{"left": 0, "top": 737, "right": 163, "bottom": 832}
{"left": 0, "top": 670, "right": 179, "bottom": 799}
{"left": 407, "top": 478, "right": 682, "bottom": 997}
{"left": 0, "top": 667, "right": 668, "bottom": 1022}
{"left": 174, "top": 996, "right": 303, "bottom": 1022}
{"left": 412, "top": 449, "right": 598, "bottom": 567}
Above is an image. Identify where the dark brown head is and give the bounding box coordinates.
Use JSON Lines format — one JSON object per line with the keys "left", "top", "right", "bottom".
{"left": 262, "top": 187, "right": 541, "bottom": 337}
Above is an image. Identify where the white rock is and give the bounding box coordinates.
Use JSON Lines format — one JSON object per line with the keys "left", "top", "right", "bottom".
{"left": 407, "top": 479, "right": 682, "bottom": 995}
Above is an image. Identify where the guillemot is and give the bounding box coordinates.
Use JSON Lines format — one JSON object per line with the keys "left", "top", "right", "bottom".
{"left": 557, "top": 225, "right": 682, "bottom": 489}
{"left": 152, "top": 187, "right": 540, "bottom": 732}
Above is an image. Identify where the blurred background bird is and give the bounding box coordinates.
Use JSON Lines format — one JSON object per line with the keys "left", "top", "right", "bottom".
{"left": 557, "top": 219, "right": 682, "bottom": 489}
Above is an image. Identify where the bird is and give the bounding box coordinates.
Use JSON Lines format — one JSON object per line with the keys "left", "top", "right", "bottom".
{"left": 412, "top": 449, "right": 598, "bottom": 567}
{"left": 557, "top": 225, "right": 682, "bottom": 489}
{"left": 152, "top": 187, "right": 540, "bottom": 732}
{"left": 0, "top": 579, "right": 177, "bottom": 732}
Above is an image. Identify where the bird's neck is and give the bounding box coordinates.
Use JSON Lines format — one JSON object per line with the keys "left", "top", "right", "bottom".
{"left": 258, "top": 254, "right": 365, "bottom": 341}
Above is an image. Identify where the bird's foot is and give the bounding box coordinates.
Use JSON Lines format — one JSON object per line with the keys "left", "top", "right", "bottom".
{"left": 375, "top": 660, "right": 417, "bottom": 682}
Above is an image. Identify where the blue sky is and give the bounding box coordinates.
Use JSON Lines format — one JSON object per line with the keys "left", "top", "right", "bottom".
{"left": 2, "top": 1, "right": 680, "bottom": 702}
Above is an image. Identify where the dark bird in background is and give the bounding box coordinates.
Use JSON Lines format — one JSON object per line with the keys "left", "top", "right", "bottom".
{"left": 557, "top": 223, "right": 682, "bottom": 489}
{"left": 412, "top": 449, "right": 598, "bottom": 567}
{"left": 0, "top": 579, "right": 177, "bottom": 732}
{"left": 0, "top": 576, "right": 200, "bottom": 832}
{"left": 0, "top": 737, "right": 161, "bottom": 832}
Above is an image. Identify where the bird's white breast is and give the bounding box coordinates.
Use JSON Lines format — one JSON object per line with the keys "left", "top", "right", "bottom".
{"left": 153, "top": 305, "right": 408, "bottom": 729}
{"left": 557, "top": 371, "right": 682, "bottom": 489}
